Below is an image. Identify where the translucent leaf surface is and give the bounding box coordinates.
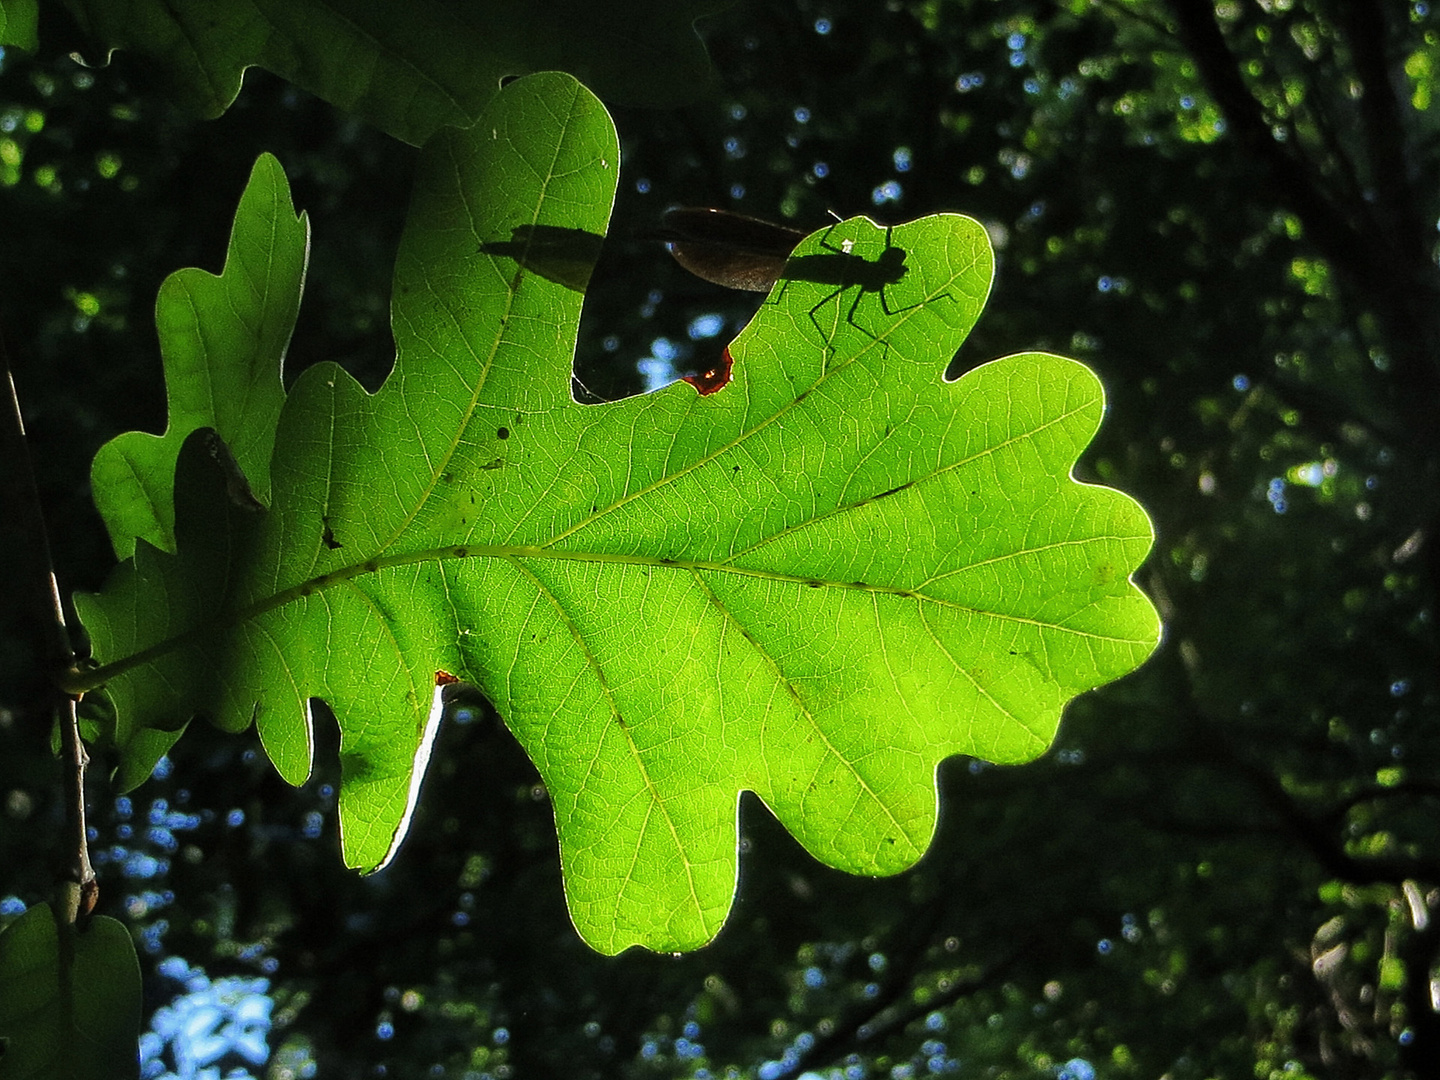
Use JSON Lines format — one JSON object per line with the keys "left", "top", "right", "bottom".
{"left": 0, "top": 906, "right": 141, "bottom": 1080}
{"left": 75, "top": 73, "right": 1160, "bottom": 953}
{"left": 64, "top": 0, "right": 725, "bottom": 144}
{"left": 0, "top": 0, "right": 38, "bottom": 51}
{"left": 90, "top": 152, "right": 307, "bottom": 560}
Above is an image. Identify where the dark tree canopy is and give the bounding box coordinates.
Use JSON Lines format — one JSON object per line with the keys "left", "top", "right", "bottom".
{"left": 1, "top": 1, "right": 1437, "bottom": 1079}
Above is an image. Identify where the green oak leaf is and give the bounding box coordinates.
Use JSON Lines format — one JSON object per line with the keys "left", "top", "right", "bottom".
{"left": 91, "top": 151, "right": 307, "bottom": 561}
{"left": 0, "top": 905, "right": 141, "bottom": 1080}
{"left": 62, "top": 0, "right": 726, "bottom": 145}
{"left": 0, "top": 0, "right": 39, "bottom": 51}
{"left": 74, "top": 72, "right": 1160, "bottom": 953}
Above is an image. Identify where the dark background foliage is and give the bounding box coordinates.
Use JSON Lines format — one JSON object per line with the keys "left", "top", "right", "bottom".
{"left": 2, "top": 1, "right": 1438, "bottom": 1078}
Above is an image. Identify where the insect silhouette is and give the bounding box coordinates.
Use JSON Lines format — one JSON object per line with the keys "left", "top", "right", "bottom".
{"left": 655, "top": 207, "right": 932, "bottom": 358}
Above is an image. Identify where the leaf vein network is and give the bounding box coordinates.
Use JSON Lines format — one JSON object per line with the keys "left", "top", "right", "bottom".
{"left": 687, "top": 568, "right": 910, "bottom": 841}
{"left": 503, "top": 553, "right": 705, "bottom": 923}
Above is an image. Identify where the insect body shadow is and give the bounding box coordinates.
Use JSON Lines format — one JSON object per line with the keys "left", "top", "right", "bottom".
{"left": 782, "top": 241, "right": 907, "bottom": 292}
{"left": 477, "top": 224, "right": 605, "bottom": 293}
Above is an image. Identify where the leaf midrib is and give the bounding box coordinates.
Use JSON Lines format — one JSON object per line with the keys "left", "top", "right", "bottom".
{"left": 75, "top": 372, "right": 1118, "bottom": 691}
{"left": 76, "top": 528, "right": 1139, "bottom": 693}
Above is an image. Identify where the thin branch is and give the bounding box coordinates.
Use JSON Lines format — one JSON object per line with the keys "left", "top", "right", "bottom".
{"left": 1161, "top": 0, "right": 1375, "bottom": 277}
{"left": 1163, "top": 0, "right": 1440, "bottom": 442}
{"left": 0, "top": 322, "right": 96, "bottom": 925}
{"left": 1292, "top": 49, "right": 1368, "bottom": 216}
{"left": 1339, "top": 0, "right": 1428, "bottom": 266}
{"left": 787, "top": 938, "right": 1035, "bottom": 1076}
{"left": 1319, "top": 781, "right": 1440, "bottom": 832}
{"left": 1216, "top": 743, "right": 1440, "bottom": 885}
{"left": 1111, "top": 649, "right": 1440, "bottom": 888}
{"left": 56, "top": 697, "right": 98, "bottom": 926}
{"left": 1, "top": 379, "right": 70, "bottom": 676}
{"left": 1086, "top": 0, "right": 1176, "bottom": 40}
{"left": 1154, "top": 692, "right": 1440, "bottom": 886}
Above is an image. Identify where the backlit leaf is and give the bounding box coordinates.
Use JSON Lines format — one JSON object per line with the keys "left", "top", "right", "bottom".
{"left": 74, "top": 73, "right": 1159, "bottom": 953}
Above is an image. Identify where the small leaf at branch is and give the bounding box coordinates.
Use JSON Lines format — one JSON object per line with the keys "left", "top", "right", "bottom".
{"left": 0, "top": 905, "right": 141, "bottom": 1080}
